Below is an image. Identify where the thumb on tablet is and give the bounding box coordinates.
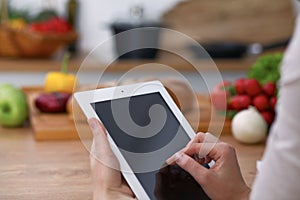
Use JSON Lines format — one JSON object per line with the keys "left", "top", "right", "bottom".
{"left": 88, "top": 118, "right": 120, "bottom": 171}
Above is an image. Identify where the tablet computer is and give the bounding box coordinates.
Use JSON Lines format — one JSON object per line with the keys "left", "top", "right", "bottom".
{"left": 74, "top": 80, "right": 210, "bottom": 200}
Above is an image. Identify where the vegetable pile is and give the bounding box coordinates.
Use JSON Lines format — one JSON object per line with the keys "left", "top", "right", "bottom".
{"left": 35, "top": 53, "right": 77, "bottom": 114}
{"left": 211, "top": 53, "right": 283, "bottom": 130}
{"left": 211, "top": 78, "right": 277, "bottom": 126}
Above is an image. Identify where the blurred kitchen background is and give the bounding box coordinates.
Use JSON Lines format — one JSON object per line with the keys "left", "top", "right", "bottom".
{"left": 0, "top": 0, "right": 297, "bottom": 92}
{"left": 2, "top": 1, "right": 298, "bottom": 196}
{"left": 4, "top": 0, "right": 182, "bottom": 57}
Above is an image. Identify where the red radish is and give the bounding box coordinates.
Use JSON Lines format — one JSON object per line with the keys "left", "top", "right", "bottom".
{"left": 244, "top": 79, "right": 262, "bottom": 97}
{"left": 253, "top": 94, "right": 269, "bottom": 111}
{"left": 211, "top": 81, "right": 232, "bottom": 110}
{"left": 263, "top": 82, "right": 276, "bottom": 96}
{"left": 234, "top": 78, "right": 246, "bottom": 94}
{"left": 270, "top": 96, "right": 277, "bottom": 111}
{"left": 260, "top": 111, "right": 275, "bottom": 126}
{"left": 230, "top": 95, "right": 252, "bottom": 111}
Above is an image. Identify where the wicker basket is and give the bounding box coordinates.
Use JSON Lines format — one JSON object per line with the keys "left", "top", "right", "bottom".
{"left": 0, "top": 25, "right": 78, "bottom": 58}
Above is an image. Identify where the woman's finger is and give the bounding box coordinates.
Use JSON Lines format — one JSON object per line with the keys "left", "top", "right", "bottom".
{"left": 191, "top": 132, "right": 207, "bottom": 143}
{"left": 167, "top": 132, "right": 218, "bottom": 164}
{"left": 186, "top": 133, "right": 218, "bottom": 158}
{"left": 174, "top": 152, "right": 209, "bottom": 186}
{"left": 166, "top": 132, "right": 206, "bottom": 164}
{"left": 185, "top": 132, "right": 206, "bottom": 148}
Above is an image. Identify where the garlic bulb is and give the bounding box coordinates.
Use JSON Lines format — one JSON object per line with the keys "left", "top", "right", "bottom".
{"left": 232, "top": 107, "right": 267, "bottom": 144}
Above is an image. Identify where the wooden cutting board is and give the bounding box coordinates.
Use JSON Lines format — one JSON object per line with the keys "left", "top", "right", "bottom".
{"left": 24, "top": 87, "right": 92, "bottom": 141}
{"left": 24, "top": 87, "right": 231, "bottom": 141}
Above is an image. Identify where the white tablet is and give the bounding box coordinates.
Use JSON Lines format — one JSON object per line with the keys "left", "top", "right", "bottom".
{"left": 74, "top": 80, "right": 209, "bottom": 200}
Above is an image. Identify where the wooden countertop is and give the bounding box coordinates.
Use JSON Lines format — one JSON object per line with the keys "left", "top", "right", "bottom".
{"left": 0, "top": 125, "right": 265, "bottom": 199}
{"left": 0, "top": 51, "right": 259, "bottom": 73}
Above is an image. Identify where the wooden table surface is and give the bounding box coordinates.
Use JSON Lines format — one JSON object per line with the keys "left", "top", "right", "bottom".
{"left": 0, "top": 52, "right": 257, "bottom": 73}
{"left": 0, "top": 125, "right": 265, "bottom": 200}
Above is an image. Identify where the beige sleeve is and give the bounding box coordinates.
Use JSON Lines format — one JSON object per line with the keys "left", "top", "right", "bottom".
{"left": 250, "top": 15, "right": 300, "bottom": 200}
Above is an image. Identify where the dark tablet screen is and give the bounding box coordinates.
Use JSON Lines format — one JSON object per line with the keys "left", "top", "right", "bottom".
{"left": 91, "top": 92, "right": 210, "bottom": 200}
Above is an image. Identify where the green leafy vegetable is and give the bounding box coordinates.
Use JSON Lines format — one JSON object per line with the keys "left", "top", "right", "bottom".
{"left": 31, "top": 9, "right": 58, "bottom": 22}
{"left": 248, "top": 53, "right": 283, "bottom": 85}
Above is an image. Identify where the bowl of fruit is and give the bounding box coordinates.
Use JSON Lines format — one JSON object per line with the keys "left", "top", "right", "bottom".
{"left": 0, "top": 9, "right": 77, "bottom": 58}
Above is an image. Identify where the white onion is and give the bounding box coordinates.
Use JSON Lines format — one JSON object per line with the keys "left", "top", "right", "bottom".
{"left": 232, "top": 107, "right": 267, "bottom": 144}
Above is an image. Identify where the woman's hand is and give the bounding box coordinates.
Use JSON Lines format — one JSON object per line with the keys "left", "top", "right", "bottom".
{"left": 88, "top": 118, "right": 136, "bottom": 200}
{"left": 167, "top": 132, "right": 250, "bottom": 200}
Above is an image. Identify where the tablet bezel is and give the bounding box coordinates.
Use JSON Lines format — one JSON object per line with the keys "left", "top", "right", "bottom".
{"left": 74, "top": 80, "right": 196, "bottom": 200}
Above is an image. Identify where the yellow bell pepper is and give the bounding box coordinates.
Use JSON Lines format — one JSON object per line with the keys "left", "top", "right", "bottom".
{"left": 45, "top": 53, "right": 77, "bottom": 93}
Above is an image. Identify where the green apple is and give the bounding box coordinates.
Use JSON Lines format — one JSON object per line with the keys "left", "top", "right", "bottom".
{"left": 0, "top": 84, "right": 28, "bottom": 127}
